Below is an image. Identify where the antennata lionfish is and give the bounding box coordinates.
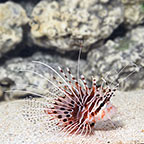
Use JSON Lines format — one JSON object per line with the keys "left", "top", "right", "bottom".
{"left": 20, "top": 43, "right": 122, "bottom": 137}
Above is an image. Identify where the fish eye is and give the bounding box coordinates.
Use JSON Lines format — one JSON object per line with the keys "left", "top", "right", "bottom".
{"left": 90, "top": 122, "right": 95, "bottom": 127}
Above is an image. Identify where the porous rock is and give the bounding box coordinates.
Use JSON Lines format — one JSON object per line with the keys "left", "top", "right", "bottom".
{"left": 0, "top": 52, "right": 86, "bottom": 100}
{"left": 0, "top": 2, "right": 29, "bottom": 57}
{"left": 30, "top": 0, "right": 124, "bottom": 51}
{"left": 85, "top": 27, "right": 144, "bottom": 90}
{"left": 1, "top": 24, "right": 144, "bottom": 100}
{"left": 122, "top": 0, "right": 144, "bottom": 26}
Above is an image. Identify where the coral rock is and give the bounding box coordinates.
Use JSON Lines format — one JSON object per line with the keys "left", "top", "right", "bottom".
{"left": 0, "top": 52, "right": 86, "bottom": 100}
{"left": 30, "top": 0, "right": 123, "bottom": 51}
{"left": 122, "top": 1, "right": 144, "bottom": 26}
{"left": 86, "top": 27, "right": 144, "bottom": 90}
{"left": 0, "top": 2, "right": 29, "bottom": 57}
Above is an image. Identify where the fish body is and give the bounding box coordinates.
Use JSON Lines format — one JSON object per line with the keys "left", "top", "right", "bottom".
{"left": 44, "top": 67, "right": 117, "bottom": 136}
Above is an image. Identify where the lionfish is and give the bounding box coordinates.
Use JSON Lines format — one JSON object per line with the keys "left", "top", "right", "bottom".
{"left": 13, "top": 47, "right": 137, "bottom": 139}
{"left": 20, "top": 46, "right": 119, "bottom": 137}
{"left": 43, "top": 64, "right": 118, "bottom": 136}
{"left": 17, "top": 42, "right": 138, "bottom": 138}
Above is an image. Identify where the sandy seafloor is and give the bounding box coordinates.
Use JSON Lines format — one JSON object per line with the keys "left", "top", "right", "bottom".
{"left": 0, "top": 90, "right": 144, "bottom": 144}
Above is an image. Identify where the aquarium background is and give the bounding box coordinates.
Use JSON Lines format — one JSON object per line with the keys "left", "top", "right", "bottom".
{"left": 0, "top": 0, "right": 144, "bottom": 144}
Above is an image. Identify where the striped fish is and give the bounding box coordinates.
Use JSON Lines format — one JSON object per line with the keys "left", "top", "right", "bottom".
{"left": 41, "top": 63, "right": 118, "bottom": 136}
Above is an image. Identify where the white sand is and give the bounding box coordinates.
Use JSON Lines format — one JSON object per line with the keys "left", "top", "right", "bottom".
{"left": 0, "top": 90, "right": 144, "bottom": 144}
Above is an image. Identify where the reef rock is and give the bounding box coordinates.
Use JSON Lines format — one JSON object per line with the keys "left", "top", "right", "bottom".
{"left": 130, "top": 26, "right": 144, "bottom": 45}
{"left": 86, "top": 26, "right": 144, "bottom": 90}
{"left": 0, "top": 52, "right": 86, "bottom": 100}
{"left": 122, "top": 0, "right": 144, "bottom": 26}
{"left": 30, "top": 0, "right": 123, "bottom": 51}
{"left": 0, "top": 2, "right": 29, "bottom": 57}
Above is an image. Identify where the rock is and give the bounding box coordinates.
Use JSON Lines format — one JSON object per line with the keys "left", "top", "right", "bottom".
{"left": 0, "top": 78, "right": 15, "bottom": 101}
{"left": 130, "top": 26, "right": 144, "bottom": 45}
{"left": 121, "top": 0, "right": 142, "bottom": 4}
{"left": 0, "top": 2, "right": 29, "bottom": 57}
{"left": 30, "top": 0, "right": 123, "bottom": 51}
{"left": 18, "top": 0, "right": 41, "bottom": 17}
{"left": 86, "top": 27, "right": 144, "bottom": 90}
{"left": 0, "top": 52, "right": 86, "bottom": 100}
{"left": 1, "top": 24, "right": 144, "bottom": 101}
{"left": 0, "top": 90, "right": 143, "bottom": 143}
{"left": 122, "top": 0, "right": 144, "bottom": 26}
